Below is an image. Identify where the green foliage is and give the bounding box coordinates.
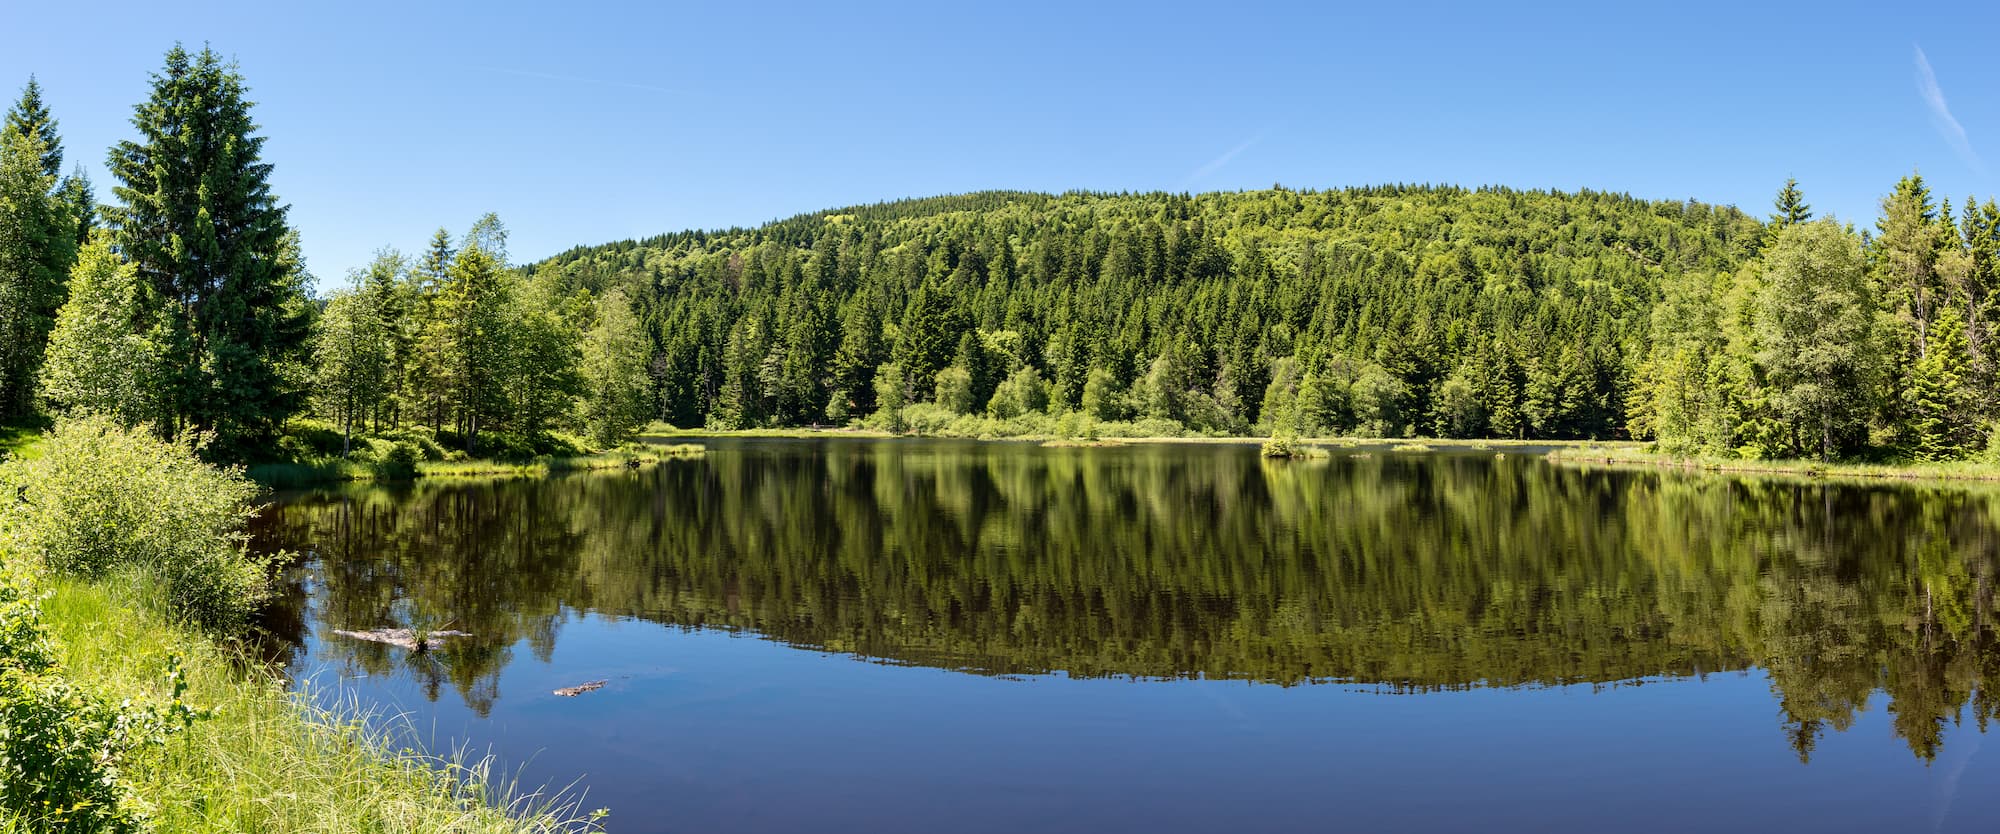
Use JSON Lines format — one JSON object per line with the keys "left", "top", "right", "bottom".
{"left": 0, "top": 416, "right": 269, "bottom": 631}
{"left": 576, "top": 289, "right": 651, "bottom": 447}
{"left": 1755, "top": 220, "right": 1879, "bottom": 460}
{"left": 37, "top": 238, "right": 160, "bottom": 425}
{"left": 105, "top": 46, "right": 312, "bottom": 458}
{"left": 0, "top": 571, "right": 198, "bottom": 834}
{"left": 313, "top": 280, "right": 391, "bottom": 456}
{"left": 933, "top": 365, "right": 976, "bottom": 415}
{"left": 0, "top": 109, "right": 78, "bottom": 421}
{"left": 542, "top": 186, "right": 1762, "bottom": 441}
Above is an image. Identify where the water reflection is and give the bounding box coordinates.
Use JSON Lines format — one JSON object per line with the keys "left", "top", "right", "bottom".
{"left": 251, "top": 439, "right": 2000, "bottom": 763}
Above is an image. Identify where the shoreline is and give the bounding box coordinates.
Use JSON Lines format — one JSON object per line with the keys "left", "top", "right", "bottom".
{"left": 643, "top": 426, "right": 1623, "bottom": 450}
{"left": 245, "top": 444, "right": 704, "bottom": 489}
{"left": 1547, "top": 446, "right": 2000, "bottom": 486}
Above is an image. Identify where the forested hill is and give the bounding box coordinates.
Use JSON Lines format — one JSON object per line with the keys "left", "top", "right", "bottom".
{"left": 528, "top": 186, "right": 1764, "bottom": 438}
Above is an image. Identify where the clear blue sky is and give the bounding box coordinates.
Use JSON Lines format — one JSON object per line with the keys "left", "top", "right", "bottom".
{"left": 4, "top": 0, "right": 1995, "bottom": 286}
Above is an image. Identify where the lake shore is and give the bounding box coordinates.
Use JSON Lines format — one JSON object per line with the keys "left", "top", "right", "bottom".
{"left": 644, "top": 425, "right": 1618, "bottom": 450}
{"left": 28, "top": 576, "right": 600, "bottom": 833}
{"left": 245, "top": 444, "right": 704, "bottom": 489}
{"left": 1547, "top": 445, "right": 2000, "bottom": 485}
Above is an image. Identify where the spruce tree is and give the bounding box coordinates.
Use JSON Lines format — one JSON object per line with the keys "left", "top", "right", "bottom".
{"left": 3, "top": 78, "right": 62, "bottom": 179}
{"left": 1770, "top": 179, "right": 1812, "bottom": 227}
{"left": 104, "top": 46, "right": 310, "bottom": 455}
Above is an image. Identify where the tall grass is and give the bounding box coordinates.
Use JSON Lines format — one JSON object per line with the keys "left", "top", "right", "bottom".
{"left": 34, "top": 576, "right": 604, "bottom": 833}
{"left": 1548, "top": 444, "right": 2000, "bottom": 486}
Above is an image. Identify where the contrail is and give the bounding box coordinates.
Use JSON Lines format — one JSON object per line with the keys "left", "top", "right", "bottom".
{"left": 1914, "top": 46, "right": 1984, "bottom": 174}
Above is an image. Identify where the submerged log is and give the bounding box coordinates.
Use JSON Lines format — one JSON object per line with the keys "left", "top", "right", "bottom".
{"left": 331, "top": 628, "right": 471, "bottom": 652}
{"left": 553, "top": 680, "right": 608, "bottom": 697}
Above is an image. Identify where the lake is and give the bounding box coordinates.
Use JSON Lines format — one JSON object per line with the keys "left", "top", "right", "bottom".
{"left": 249, "top": 437, "right": 2000, "bottom": 833}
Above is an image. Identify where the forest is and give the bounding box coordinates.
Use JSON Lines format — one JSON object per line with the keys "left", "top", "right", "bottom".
{"left": 4, "top": 50, "right": 1998, "bottom": 463}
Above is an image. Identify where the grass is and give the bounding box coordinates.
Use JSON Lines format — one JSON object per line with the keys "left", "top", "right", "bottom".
{"left": 0, "top": 424, "right": 44, "bottom": 460}
{"left": 28, "top": 575, "right": 604, "bottom": 833}
{"left": 248, "top": 444, "right": 704, "bottom": 489}
{"left": 1548, "top": 444, "right": 2000, "bottom": 486}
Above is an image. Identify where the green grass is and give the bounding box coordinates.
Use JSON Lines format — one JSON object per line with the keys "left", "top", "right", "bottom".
{"left": 28, "top": 575, "right": 604, "bottom": 833}
{"left": 248, "top": 445, "right": 704, "bottom": 489}
{"left": 1548, "top": 444, "right": 2000, "bottom": 486}
{"left": 0, "top": 424, "right": 44, "bottom": 460}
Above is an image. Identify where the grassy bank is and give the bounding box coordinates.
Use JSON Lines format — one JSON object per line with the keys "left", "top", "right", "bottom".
{"left": 246, "top": 444, "right": 704, "bottom": 490}
{"left": 1548, "top": 444, "right": 2000, "bottom": 485}
{"left": 21, "top": 575, "right": 599, "bottom": 833}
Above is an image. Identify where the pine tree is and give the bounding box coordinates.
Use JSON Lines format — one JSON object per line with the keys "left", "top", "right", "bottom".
{"left": 3, "top": 78, "right": 62, "bottom": 179}
{"left": 1766, "top": 178, "right": 1812, "bottom": 245}
{"left": 104, "top": 46, "right": 311, "bottom": 455}
{"left": 1903, "top": 307, "right": 1976, "bottom": 460}
{"left": 1873, "top": 174, "right": 1942, "bottom": 357}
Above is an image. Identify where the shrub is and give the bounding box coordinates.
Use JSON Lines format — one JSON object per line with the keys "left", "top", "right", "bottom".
{"left": 0, "top": 570, "right": 196, "bottom": 834}
{"left": 375, "top": 442, "right": 421, "bottom": 481}
{"left": 0, "top": 416, "right": 271, "bottom": 632}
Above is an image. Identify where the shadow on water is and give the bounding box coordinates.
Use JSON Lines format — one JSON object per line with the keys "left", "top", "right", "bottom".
{"left": 250, "top": 437, "right": 2000, "bottom": 765}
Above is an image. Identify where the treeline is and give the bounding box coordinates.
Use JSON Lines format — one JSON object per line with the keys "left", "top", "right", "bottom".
{"left": 1634, "top": 178, "right": 2000, "bottom": 460}
{"left": 0, "top": 49, "right": 653, "bottom": 463}
{"left": 535, "top": 186, "right": 1762, "bottom": 441}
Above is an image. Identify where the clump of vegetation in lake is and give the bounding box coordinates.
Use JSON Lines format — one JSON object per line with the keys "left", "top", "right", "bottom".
{"left": 1260, "top": 436, "right": 1326, "bottom": 459}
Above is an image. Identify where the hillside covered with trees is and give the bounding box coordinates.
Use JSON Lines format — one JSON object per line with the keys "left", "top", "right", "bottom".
{"left": 532, "top": 187, "right": 1763, "bottom": 441}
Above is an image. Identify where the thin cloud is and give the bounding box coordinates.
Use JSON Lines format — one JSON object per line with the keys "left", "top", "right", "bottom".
{"left": 1915, "top": 46, "right": 1984, "bottom": 173}
{"left": 1183, "top": 126, "right": 1279, "bottom": 187}
{"left": 477, "top": 65, "right": 683, "bottom": 96}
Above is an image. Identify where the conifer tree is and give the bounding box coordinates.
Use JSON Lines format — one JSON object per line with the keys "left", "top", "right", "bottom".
{"left": 104, "top": 45, "right": 310, "bottom": 454}
{"left": 1767, "top": 178, "right": 1812, "bottom": 242}
{"left": 1903, "top": 307, "right": 1976, "bottom": 460}
{"left": 3, "top": 78, "right": 62, "bottom": 179}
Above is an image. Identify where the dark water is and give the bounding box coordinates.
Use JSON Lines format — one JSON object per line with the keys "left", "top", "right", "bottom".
{"left": 250, "top": 438, "right": 2000, "bottom": 833}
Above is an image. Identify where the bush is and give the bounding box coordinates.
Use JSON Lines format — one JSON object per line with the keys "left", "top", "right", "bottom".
{"left": 375, "top": 442, "right": 421, "bottom": 481}
{"left": 0, "top": 416, "right": 271, "bottom": 632}
{"left": 0, "top": 570, "right": 195, "bottom": 834}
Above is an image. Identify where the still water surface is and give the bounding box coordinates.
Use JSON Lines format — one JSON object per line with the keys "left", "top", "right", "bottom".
{"left": 250, "top": 438, "right": 2000, "bottom": 833}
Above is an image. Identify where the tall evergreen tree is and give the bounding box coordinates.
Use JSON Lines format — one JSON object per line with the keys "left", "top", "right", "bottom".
{"left": 3, "top": 77, "right": 62, "bottom": 179}
{"left": 104, "top": 45, "right": 311, "bottom": 455}
{"left": 1769, "top": 179, "right": 1812, "bottom": 230}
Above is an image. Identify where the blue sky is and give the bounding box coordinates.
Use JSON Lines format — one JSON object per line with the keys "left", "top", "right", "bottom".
{"left": 4, "top": 0, "right": 1995, "bottom": 285}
